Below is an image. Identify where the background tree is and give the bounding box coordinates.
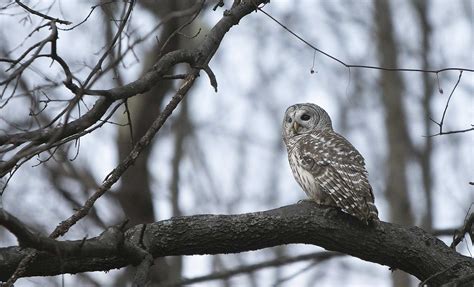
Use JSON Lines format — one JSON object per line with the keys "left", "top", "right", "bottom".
{"left": 0, "top": 1, "right": 472, "bottom": 286}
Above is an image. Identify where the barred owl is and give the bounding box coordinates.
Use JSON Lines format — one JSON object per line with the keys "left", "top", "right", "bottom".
{"left": 282, "top": 103, "right": 379, "bottom": 224}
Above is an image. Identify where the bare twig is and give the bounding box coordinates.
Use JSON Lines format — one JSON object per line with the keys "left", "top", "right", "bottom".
{"left": 438, "top": 71, "right": 462, "bottom": 131}
{"left": 418, "top": 262, "right": 464, "bottom": 287}
{"left": 158, "top": 0, "right": 205, "bottom": 57}
{"left": 163, "top": 251, "right": 341, "bottom": 286}
{"left": 162, "top": 74, "right": 188, "bottom": 80}
{"left": 59, "top": 1, "right": 116, "bottom": 31}
{"left": 272, "top": 261, "right": 318, "bottom": 287}
{"left": 450, "top": 210, "right": 474, "bottom": 249}
{"left": 257, "top": 8, "right": 474, "bottom": 74}
{"left": 15, "top": 0, "right": 71, "bottom": 25}
{"left": 123, "top": 99, "right": 134, "bottom": 146}
{"left": 427, "top": 71, "right": 473, "bottom": 137}
{"left": 430, "top": 126, "right": 474, "bottom": 136}
{"left": 50, "top": 73, "right": 196, "bottom": 239}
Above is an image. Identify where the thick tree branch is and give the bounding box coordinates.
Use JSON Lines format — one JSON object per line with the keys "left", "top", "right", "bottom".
{"left": 0, "top": 203, "right": 472, "bottom": 286}
{"left": 1, "top": 1, "right": 272, "bottom": 285}
{"left": 0, "top": 208, "right": 125, "bottom": 258}
{"left": 0, "top": 0, "right": 270, "bottom": 179}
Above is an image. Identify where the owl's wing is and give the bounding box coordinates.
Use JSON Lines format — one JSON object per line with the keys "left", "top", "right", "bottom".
{"left": 295, "top": 132, "right": 373, "bottom": 221}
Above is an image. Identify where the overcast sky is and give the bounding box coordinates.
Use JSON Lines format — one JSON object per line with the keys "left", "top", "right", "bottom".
{"left": 0, "top": 1, "right": 473, "bottom": 286}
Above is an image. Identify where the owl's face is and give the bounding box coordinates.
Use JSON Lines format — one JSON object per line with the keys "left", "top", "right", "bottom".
{"left": 282, "top": 103, "right": 333, "bottom": 142}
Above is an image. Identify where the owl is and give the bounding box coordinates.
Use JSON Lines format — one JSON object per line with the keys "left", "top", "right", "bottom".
{"left": 282, "top": 103, "right": 379, "bottom": 224}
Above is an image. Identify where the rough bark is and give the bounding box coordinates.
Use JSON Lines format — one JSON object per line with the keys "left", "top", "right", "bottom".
{"left": 0, "top": 203, "right": 472, "bottom": 286}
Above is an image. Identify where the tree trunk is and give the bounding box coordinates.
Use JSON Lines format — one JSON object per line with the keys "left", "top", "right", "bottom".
{"left": 115, "top": 1, "right": 194, "bottom": 284}
{"left": 374, "top": 1, "right": 416, "bottom": 286}
{"left": 412, "top": 0, "right": 435, "bottom": 232}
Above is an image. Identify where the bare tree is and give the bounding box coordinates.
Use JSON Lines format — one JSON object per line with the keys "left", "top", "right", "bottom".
{"left": 0, "top": 1, "right": 473, "bottom": 287}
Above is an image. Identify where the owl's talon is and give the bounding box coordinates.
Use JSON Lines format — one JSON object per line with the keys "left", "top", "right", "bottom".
{"left": 322, "top": 207, "right": 334, "bottom": 217}
{"left": 297, "top": 199, "right": 315, "bottom": 204}
{"left": 371, "top": 219, "right": 385, "bottom": 232}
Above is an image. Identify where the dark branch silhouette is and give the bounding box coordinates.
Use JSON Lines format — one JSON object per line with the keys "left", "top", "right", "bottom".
{"left": 0, "top": 0, "right": 271, "bottom": 285}
{"left": 0, "top": 203, "right": 472, "bottom": 286}
{"left": 257, "top": 8, "right": 474, "bottom": 74}
{"left": 1, "top": 1, "right": 473, "bottom": 286}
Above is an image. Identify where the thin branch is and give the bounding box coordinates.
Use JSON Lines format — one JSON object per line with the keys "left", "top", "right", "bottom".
{"left": 163, "top": 251, "right": 341, "bottom": 286}
{"left": 0, "top": 0, "right": 270, "bottom": 181}
{"left": 49, "top": 72, "right": 197, "bottom": 239}
{"left": 257, "top": 8, "right": 474, "bottom": 74}
{"left": 430, "top": 126, "right": 474, "bottom": 136}
{"left": 80, "top": 0, "right": 135, "bottom": 90}
{"left": 0, "top": 100, "right": 120, "bottom": 185}
{"left": 123, "top": 99, "right": 134, "bottom": 146}
{"left": 439, "top": 71, "right": 463, "bottom": 132}
{"left": 15, "top": 0, "right": 71, "bottom": 25}
{"left": 0, "top": 209, "right": 123, "bottom": 257}
{"left": 433, "top": 228, "right": 458, "bottom": 237}
{"left": 0, "top": 101, "right": 124, "bottom": 284}
{"left": 59, "top": 1, "right": 116, "bottom": 31}
{"left": 451, "top": 211, "right": 474, "bottom": 249}
{"left": 427, "top": 71, "right": 472, "bottom": 137}
{"left": 162, "top": 74, "right": 188, "bottom": 80}
{"left": 272, "top": 261, "right": 318, "bottom": 286}
{"left": 158, "top": 0, "right": 205, "bottom": 57}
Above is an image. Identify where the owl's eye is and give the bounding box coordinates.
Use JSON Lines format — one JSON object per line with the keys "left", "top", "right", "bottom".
{"left": 287, "top": 117, "right": 292, "bottom": 123}
{"left": 300, "top": 114, "right": 311, "bottom": 121}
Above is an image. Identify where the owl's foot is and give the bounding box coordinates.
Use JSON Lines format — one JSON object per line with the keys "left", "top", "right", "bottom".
{"left": 370, "top": 218, "right": 385, "bottom": 232}
{"left": 297, "top": 199, "right": 317, "bottom": 205}
{"left": 316, "top": 205, "right": 342, "bottom": 220}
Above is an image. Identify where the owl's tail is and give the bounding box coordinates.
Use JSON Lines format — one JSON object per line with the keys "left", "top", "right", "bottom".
{"left": 367, "top": 201, "right": 380, "bottom": 223}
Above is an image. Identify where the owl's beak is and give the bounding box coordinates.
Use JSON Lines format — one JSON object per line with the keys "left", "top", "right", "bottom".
{"left": 293, "top": 122, "right": 300, "bottom": 133}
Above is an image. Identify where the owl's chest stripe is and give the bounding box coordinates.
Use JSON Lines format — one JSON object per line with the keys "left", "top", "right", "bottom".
{"left": 289, "top": 150, "right": 321, "bottom": 199}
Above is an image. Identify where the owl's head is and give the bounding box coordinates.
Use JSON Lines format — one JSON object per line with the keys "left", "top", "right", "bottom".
{"left": 282, "top": 103, "right": 333, "bottom": 142}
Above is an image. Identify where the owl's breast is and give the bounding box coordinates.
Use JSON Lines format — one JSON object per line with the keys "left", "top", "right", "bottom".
{"left": 288, "top": 149, "right": 322, "bottom": 201}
